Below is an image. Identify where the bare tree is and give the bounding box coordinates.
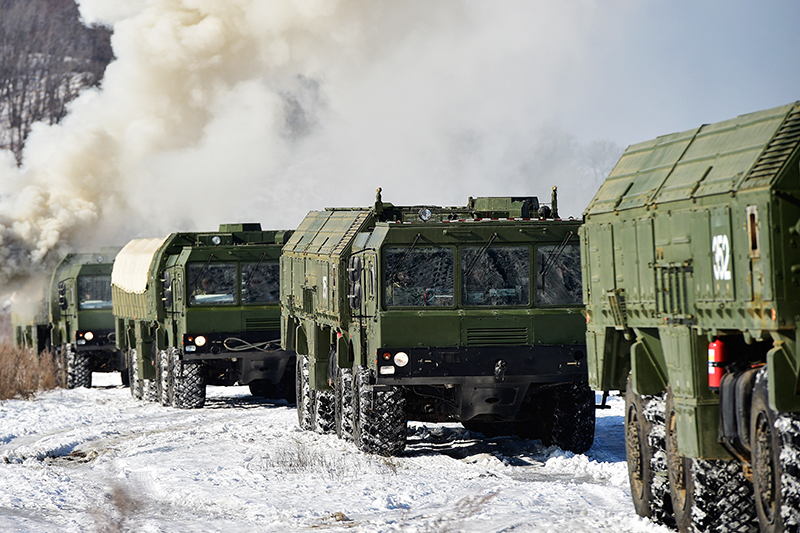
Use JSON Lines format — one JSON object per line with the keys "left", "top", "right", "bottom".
{"left": 585, "top": 139, "right": 624, "bottom": 186}
{"left": 0, "top": 0, "right": 113, "bottom": 165}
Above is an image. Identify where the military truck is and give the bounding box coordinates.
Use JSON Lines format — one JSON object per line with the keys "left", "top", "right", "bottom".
{"left": 111, "top": 224, "right": 295, "bottom": 408}
{"left": 12, "top": 296, "right": 49, "bottom": 354}
{"left": 282, "top": 189, "right": 593, "bottom": 456}
{"left": 582, "top": 102, "right": 800, "bottom": 532}
{"left": 48, "top": 248, "right": 126, "bottom": 388}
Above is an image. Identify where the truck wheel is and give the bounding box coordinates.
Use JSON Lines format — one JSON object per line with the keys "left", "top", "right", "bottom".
{"left": 626, "top": 378, "right": 655, "bottom": 518}
{"left": 142, "top": 379, "right": 158, "bottom": 403}
{"left": 666, "top": 389, "right": 757, "bottom": 533}
{"left": 296, "top": 354, "right": 315, "bottom": 430}
{"left": 641, "top": 393, "right": 675, "bottom": 528}
{"left": 156, "top": 349, "right": 171, "bottom": 406}
{"left": 128, "top": 349, "right": 143, "bottom": 400}
{"left": 541, "top": 381, "right": 595, "bottom": 454}
{"left": 66, "top": 344, "right": 92, "bottom": 389}
{"left": 624, "top": 376, "right": 674, "bottom": 526}
{"left": 751, "top": 368, "right": 800, "bottom": 533}
{"left": 314, "top": 390, "right": 336, "bottom": 434}
{"left": 171, "top": 354, "right": 205, "bottom": 409}
{"left": 352, "top": 365, "right": 407, "bottom": 456}
{"left": 335, "top": 366, "right": 354, "bottom": 442}
{"left": 312, "top": 348, "right": 336, "bottom": 434}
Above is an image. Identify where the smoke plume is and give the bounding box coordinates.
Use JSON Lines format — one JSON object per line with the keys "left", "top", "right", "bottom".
{"left": 0, "top": 1, "right": 626, "bottom": 293}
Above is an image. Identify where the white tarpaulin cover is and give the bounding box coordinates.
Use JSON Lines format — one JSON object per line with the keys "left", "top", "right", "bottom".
{"left": 111, "top": 237, "right": 168, "bottom": 294}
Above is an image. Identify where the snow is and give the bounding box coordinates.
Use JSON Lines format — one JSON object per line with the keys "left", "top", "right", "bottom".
{"left": 0, "top": 374, "right": 671, "bottom": 532}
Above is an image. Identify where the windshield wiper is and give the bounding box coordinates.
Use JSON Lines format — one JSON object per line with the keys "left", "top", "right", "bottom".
{"left": 190, "top": 254, "right": 216, "bottom": 294}
{"left": 464, "top": 233, "right": 498, "bottom": 278}
{"left": 387, "top": 233, "right": 421, "bottom": 283}
{"left": 539, "top": 231, "right": 573, "bottom": 291}
{"left": 243, "top": 252, "right": 267, "bottom": 289}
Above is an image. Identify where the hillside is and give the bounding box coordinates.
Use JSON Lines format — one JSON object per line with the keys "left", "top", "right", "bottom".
{"left": 0, "top": 0, "right": 112, "bottom": 165}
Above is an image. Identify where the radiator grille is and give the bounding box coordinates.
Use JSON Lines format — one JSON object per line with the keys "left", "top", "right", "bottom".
{"left": 466, "top": 327, "right": 528, "bottom": 346}
{"left": 245, "top": 317, "right": 280, "bottom": 331}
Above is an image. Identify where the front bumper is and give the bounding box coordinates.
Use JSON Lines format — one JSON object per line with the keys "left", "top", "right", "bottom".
{"left": 75, "top": 330, "right": 118, "bottom": 352}
{"left": 375, "top": 344, "right": 587, "bottom": 386}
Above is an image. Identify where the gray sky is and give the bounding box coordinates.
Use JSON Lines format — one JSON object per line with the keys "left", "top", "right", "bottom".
{"left": 560, "top": 0, "right": 800, "bottom": 146}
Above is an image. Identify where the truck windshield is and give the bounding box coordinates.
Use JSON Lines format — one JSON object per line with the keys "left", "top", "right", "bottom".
{"left": 188, "top": 263, "right": 237, "bottom": 306}
{"left": 384, "top": 246, "right": 454, "bottom": 307}
{"left": 462, "top": 246, "right": 530, "bottom": 306}
{"left": 536, "top": 244, "right": 582, "bottom": 306}
{"left": 242, "top": 262, "right": 280, "bottom": 304}
{"left": 78, "top": 274, "right": 113, "bottom": 309}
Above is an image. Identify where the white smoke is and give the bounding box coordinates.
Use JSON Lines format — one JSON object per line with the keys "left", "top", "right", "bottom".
{"left": 0, "top": 0, "right": 628, "bottom": 292}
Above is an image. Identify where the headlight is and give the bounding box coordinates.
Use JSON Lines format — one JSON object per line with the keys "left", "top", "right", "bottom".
{"left": 195, "top": 335, "right": 207, "bottom": 347}
{"left": 393, "top": 351, "right": 409, "bottom": 367}
{"left": 84, "top": 331, "right": 94, "bottom": 341}
{"left": 185, "top": 345, "right": 196, "bottom": 352}
{"left": 379, "top": 366, "right": 396, "bottom": 375}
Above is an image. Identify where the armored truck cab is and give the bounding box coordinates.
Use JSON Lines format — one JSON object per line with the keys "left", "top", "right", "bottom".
{"left": 582, "top": 102, "right": 800, "bottom": 532}
{"left": 112, "top": 224, "right": 295, "bottom": 408}
{"left": 48, "top": 248, "right": 125, "bottom": 388}
{"left": 283, "top": 190, "right": 593, "bottom": 456}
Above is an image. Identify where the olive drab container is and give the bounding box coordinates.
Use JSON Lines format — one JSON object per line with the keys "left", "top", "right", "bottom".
{"left": 111, "top": 224, "right": 295, "bottom": 408}
{"left": 582, "top": 102, "right": 800, "bottom": 532}
{"left": 282, "top": 189, "right": 594, "bottom": 456}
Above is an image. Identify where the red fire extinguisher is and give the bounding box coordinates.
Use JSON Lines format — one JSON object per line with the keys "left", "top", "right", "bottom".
{"left": 708, "top": 339, "right": 728, "bottom": 390}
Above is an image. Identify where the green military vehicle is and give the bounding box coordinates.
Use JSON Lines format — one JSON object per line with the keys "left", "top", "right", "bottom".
{"left": 582, "top": 102, "right": 800, "bottom": 532}
{"left": 282, "top": 189, "right": 593, "bottom": 456}
{"left": 111, "top": 224, "right": 295, "bottom": 408}
{"left": 48, "top": 249, "right": 126, "bottom": 388}
{"left": 12, "top": 296, "right": 49, "bottom": 354}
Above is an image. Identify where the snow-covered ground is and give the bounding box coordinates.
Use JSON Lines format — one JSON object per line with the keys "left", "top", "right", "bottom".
{"left": 0, "top": 374, "right": 670, "bottom": 533}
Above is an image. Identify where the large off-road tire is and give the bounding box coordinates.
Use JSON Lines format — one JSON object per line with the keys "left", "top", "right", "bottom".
{"left": 128, "top": 349, "right": 143, "bottom": 400}
{"left": 540, "top": 381, "right": 595, "bottom": 453}
{"left": 335, "top": 366, "right": 354, "bottom": 441}
{"left": 314, "top": 390, "right": 336, "bottom": 434}
{"left": 142, "top": 378, "right": 158, "bottom": 403}
{"left": 624, "top": 376, "right": 674, "bottom": 527}
{"left": 171, "top": 352, "right": 205, "bottom": 409}
{"left": 626, "top": 378, "right": 655, "bottom": 518}
{"left": 296, "top": 354, "right": 314, "bottom": 430}
{"left": 312, "top": 349, "right": 336, "bottom": 434}
{"left": 666, "top": 389, "right": 757, "bottom": 533}
{"left": 65, "top": 344, "right": 92, "bottom": 389}
{"left": 156, "top": 349, "right": 171, "bottom": 407}
{"left": 352, "top": 365, "right": 407, "bottom": 456}
{"left": 641, "top": 393, "right": 674, "bottom": 527}
{"left": 751, "top": 368, "right": 800, "bottom": 533}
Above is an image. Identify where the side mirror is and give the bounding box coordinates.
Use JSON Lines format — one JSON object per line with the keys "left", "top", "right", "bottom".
{"left": 348, "top": 281, "right": 362, "bottom": 309}
{"left": 347, "top": 256, "right": 362, "bottom": 283}
{"left": 161, "top": 271, "right": 173, "bottom": 309}
{"left": 347, "top": 256, "right": 363, "bottom": 309}
{"left": 58, "top": 281, "right": 68, "bottom": 311}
